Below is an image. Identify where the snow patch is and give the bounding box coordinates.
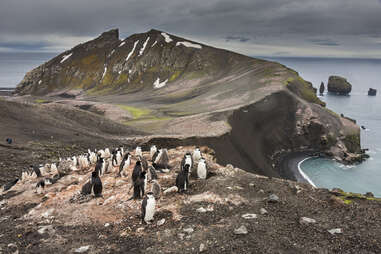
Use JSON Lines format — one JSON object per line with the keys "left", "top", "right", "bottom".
{"left": 119, "top": 41, "right": 126, "bottom": 47}
{"left": 60, "top": 52, "right": 73, "bottom": 63}
{"left": 151, "top": 41, "right": 157, "bottom": 47}
{"left": 139, "top": 37, "right": 150, "bottom": 56}
{"left": 102, "top": 66, "right": 107, "bottom": 79}
{"left": 126, "top": 40, "right": 139, "bottom": 62}
{"left": 176, "top": 41, "right": 202, "bottom": 49}
{"left": 153, "top": 78, "right": 168, "bottom": 89}
{"left": 161, "top": 32, "right": 173, "bottom": 43}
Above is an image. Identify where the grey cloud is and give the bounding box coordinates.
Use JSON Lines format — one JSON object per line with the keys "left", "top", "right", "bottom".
{"left": 225, "top": 36, "right": 250, "bottom": 42}
{"left": 309, "top": 39, "right": 340, "bottom": 46}
{"left": 0, "top": 0, "right": 380, "bottom": 57}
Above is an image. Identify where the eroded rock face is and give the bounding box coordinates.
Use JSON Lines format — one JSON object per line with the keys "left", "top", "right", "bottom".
{"left": 327, "top": 76, "right": 352, "bottom": 95}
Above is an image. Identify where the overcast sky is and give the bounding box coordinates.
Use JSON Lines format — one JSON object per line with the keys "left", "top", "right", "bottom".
{"left": 1, "top": 0, "right": 381, "bottom": 58}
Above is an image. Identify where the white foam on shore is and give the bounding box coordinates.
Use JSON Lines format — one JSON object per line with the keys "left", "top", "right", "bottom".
{"left": 297, "top": 157, "right": 317, "bottom": 188}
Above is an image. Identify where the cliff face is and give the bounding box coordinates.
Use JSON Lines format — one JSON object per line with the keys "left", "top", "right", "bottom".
{"left": 13, "top": 28, "right": 363, "bottom": 174}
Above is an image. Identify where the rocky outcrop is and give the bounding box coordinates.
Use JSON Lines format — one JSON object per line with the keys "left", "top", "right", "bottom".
{"left": 368, "top": 88, "right": 377, "bottom": 96}
{"left": 327, "top": 76, "right": 352, "bottom": 95}
{"left": 319, "top": 82, "right": 325, "bottom": 95}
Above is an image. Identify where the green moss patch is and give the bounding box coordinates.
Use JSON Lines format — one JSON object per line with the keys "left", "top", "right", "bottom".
{"left": 286, "top": 76, "right": 326, "bottom": 107}
{"left": 34, "top": 99, "right": 50, "bottom": 104}
{"left": 117, "top": 105, "right": 151, "bottom": 119}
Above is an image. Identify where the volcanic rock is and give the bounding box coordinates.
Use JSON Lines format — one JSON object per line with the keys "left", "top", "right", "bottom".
{"left": 368, "top": 88, "right": 377, "bottom": 96}
{"left": 327, "top": 76, "right": 352, "bottom": 95}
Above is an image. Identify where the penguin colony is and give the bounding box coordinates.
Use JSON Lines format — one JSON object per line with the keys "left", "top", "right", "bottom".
{"left": 1, "top": 145, "right": 208, "bottom": 225}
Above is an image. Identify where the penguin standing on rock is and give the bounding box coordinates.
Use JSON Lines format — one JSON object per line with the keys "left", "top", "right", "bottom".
{"left": 35, "top": 179, "right": 45, "bottom": 194}
{"left": 95, "top": 158, "right": 104, "bottom": 176}
{"left": 192, "top": 147, "right": 202, "bottom": 163}
{"left": 138, "top": 155, "right": 148, "bottom": 172}
{"left": 150, "top": 145, "right": 157, "bottom": 159}
{"left": 141, "top": 192, "right": 156, "bottom": 224}
{"left": 32, "top": 165, "right": 42, "bottom": 178}
{"left": 129, "top": 171, "right": 147, "bottom": 200}
{"left": 91, "top": 171, "right": 103, "bottom": 197}
{"left": 148, "top": 165, "right": 158, "bottom": 180}
{"left": 135, "top": 146, "right": 142, "bottom": 157}
{"left": 197, "top": 158, "right": 207, "bottom": 179}
{"left": 176, "top": 164, "right": 190, "bottom": 193}
{"left": 181, "top": 153, "right": 193, "bottom": 173}
{"left": 119, "top": 153, "right": 131, "bottom": 177}
{"left": 131, "top": 161, "right": 142, "bottom": 187}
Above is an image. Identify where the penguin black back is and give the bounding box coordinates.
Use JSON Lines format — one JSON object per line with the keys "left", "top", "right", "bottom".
{"left": 32, "top": 165, "right": 41, "bottom": 177}
{"left": 36, "top": 179, "right": 45, "bottom": 189}
{"left": 132, "top": 161, "right": 142, "bottom": 184}
{"left": 132, "top": 171, "right": 146, "bottom": 200}
{"left": 81, "top": 180, "right": 92, "bottom": 195}
{"left": 91, "top": 171, "right": 103, "bottom": 197}
{"left": 94, "top": 158, "right": 104, "bottom": 176}
{"left": 176, "top": 164, "right": 190, "bottom": 193}
{"left": 152, "top": 150, "right": 160, "bottom": 162}
{"left": 148, "top": 165, "right": 158, "bottom": 180}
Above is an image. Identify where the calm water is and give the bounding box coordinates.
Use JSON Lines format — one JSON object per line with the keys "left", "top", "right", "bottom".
{"left": 0, "top": 52, "right": 56, "bottom": 88}
{"left": 267, "top": 57, "right": 381, "bottom": 196}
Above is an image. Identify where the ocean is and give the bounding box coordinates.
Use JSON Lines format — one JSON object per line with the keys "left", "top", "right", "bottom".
{"left": 2, "top": 53, "right": 380, "bottom": 196}
{"left": 266, "top": 57, "right": 381, "bottom": 197}
{"left": 0, "top": 52, "right": 56, "bottom": 89}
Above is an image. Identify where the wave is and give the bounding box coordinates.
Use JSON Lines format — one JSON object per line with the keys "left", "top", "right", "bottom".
{"left": 297, "top": 157, "right": 317, "bottom": 188}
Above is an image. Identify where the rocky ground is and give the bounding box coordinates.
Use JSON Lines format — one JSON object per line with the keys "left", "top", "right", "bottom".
{"left": 1, "top": 144, "right": 381, "bottom": 254}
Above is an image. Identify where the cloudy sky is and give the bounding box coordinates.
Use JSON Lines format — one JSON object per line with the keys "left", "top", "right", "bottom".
{"left": 1, "top": 0, "right": 381, "bottom": 58}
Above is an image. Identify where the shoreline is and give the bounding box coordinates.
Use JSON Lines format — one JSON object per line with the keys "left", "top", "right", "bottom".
{"left": 297, "top": 157, "right": 317, "bottom": 188}
{"left": 278, "top": 151, "right": 318, "bottom": 186}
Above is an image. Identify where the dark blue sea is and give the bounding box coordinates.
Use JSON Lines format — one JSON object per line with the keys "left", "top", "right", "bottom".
{"left": 266, "top": 57, "right": 381, "bottom": 197}
{"left": 1, "top": 53, "right": 380, "bottom": 196}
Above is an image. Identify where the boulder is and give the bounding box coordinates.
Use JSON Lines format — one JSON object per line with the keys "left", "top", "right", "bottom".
{"left": 327, "top": 76, "right": 352, "bottom": 95}
{"left": 368, "top": 88, "right": 377, "bottom": 96}
{"left": 234, "top": 225, "right": 248, "bottom": 235}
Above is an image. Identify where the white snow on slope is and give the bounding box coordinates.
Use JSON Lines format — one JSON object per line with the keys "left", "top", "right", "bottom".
{"left": 153, "top": 78, "right": 168, "bottom": 89}
{"left": 161, "top": 33, "right": 173, "bottom": 43}
{"left": 151, "top": 41, "right": 157, "bottom": 47}
{"left": 126, "top": 40, "right": 139, "bottom": 62}
{"left": 176, "top": 41, "right": 202, "bottom": 49}
{"left": 102, "top": 66, "right": 107, "bottom": 79}
{"left": 60, "top": 53, "right": 73, "bottom": 63}
{"left": 119, "top": 41, "right": 126, "bottom": 47}
{"left": 139, "top": 37, "right": 150, "bottom": 56}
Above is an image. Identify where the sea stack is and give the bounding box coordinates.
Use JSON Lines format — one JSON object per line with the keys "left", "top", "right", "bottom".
{"left": 368, "top": 88, "right": 377, "bottom": 96}
{"left": 327, "top": 76, "right": 352, "bottom": 95}
{"left": 319, "top": 82, "right": 325, "bottom": 95}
